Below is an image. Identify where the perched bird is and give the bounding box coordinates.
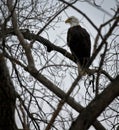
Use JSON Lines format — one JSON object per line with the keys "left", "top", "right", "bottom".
{"left": 65, "top": 16, "right": 91, "bottom": 74}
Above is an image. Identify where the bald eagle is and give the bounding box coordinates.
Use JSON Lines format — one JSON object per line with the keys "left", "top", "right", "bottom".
{"left": 65, "top": 16, "right": 91, "bottom": 73}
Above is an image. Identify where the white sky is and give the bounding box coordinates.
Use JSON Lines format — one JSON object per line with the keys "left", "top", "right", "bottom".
{"left": 14, "top": 0, "right": 118, "bottom": 129}
{"left": 47, "top": 0, "right": 118, "bottom": 49}
{"left": 45, "top": 1, "right": 118, "bottom": 130}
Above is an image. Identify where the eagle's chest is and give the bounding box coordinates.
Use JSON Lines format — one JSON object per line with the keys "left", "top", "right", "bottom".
{"left": 67, "top": 26, "right": 85, "bottom": 47}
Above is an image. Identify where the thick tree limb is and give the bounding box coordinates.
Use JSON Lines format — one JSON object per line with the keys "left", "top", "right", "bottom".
{"left": 0, "top": 28, "right": 75, "bottom": 62}
{"left": 69, "top": 75, "right": 119, "bottom": 130}
{"left": 24, "top": 66, "right": 106, "bottom": 130}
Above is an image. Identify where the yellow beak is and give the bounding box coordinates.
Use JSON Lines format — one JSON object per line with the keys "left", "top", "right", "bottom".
{"left": 65, "top": 18, "right": 71, "bottom": 23}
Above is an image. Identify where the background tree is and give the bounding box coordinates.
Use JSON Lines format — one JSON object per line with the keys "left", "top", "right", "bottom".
{"left": 0, "top": 0, "right": 119, "bottom": 130}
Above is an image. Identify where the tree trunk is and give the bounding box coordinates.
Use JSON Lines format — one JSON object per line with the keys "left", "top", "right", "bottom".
{"left": 0, "top": 55, "right": 17, "bottom": 130}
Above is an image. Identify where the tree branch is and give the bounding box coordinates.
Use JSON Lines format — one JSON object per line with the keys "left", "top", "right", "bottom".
{"left": 7, "top": 0, "right": 35, "bottom": 69}
{"left": 69, "top": 75, "right": 119, "bottom": 130}
{"left": 0, "top": 28, "right": 75, "bottom": 62}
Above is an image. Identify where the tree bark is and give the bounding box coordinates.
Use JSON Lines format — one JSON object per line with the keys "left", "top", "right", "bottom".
{"left": 0, "top": 55, "right": 17, "bottom": 130}
{"left": 69, "top": 75, "right": 119, "bottom": 130}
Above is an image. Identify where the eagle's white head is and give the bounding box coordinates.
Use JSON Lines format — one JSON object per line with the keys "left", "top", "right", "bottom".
{"left": 65, "top": 16, "right": 79, "bottom": 27}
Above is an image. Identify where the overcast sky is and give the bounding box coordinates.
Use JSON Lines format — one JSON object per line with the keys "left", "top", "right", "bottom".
{"left": 47, "top": 2, "right": 119, "bottom": 129}
{"left": 47, "top": 0, "right": 118, "bottom": 45}
{"left": 12, "top": 1, "right": 118, "bottom": 129}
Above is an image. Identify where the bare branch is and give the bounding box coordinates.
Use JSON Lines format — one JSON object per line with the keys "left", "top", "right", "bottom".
{"left": 7, "top": 0, "right": 35, "bottom": 69}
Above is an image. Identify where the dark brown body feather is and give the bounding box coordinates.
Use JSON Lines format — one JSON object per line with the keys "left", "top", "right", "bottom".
{"left": 67, "top": 25, "right": 91, "bottom": 68}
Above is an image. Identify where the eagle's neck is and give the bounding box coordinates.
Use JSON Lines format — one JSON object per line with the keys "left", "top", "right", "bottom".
{"left": 70, "top": 22, "right": 79, "bottom": 27}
